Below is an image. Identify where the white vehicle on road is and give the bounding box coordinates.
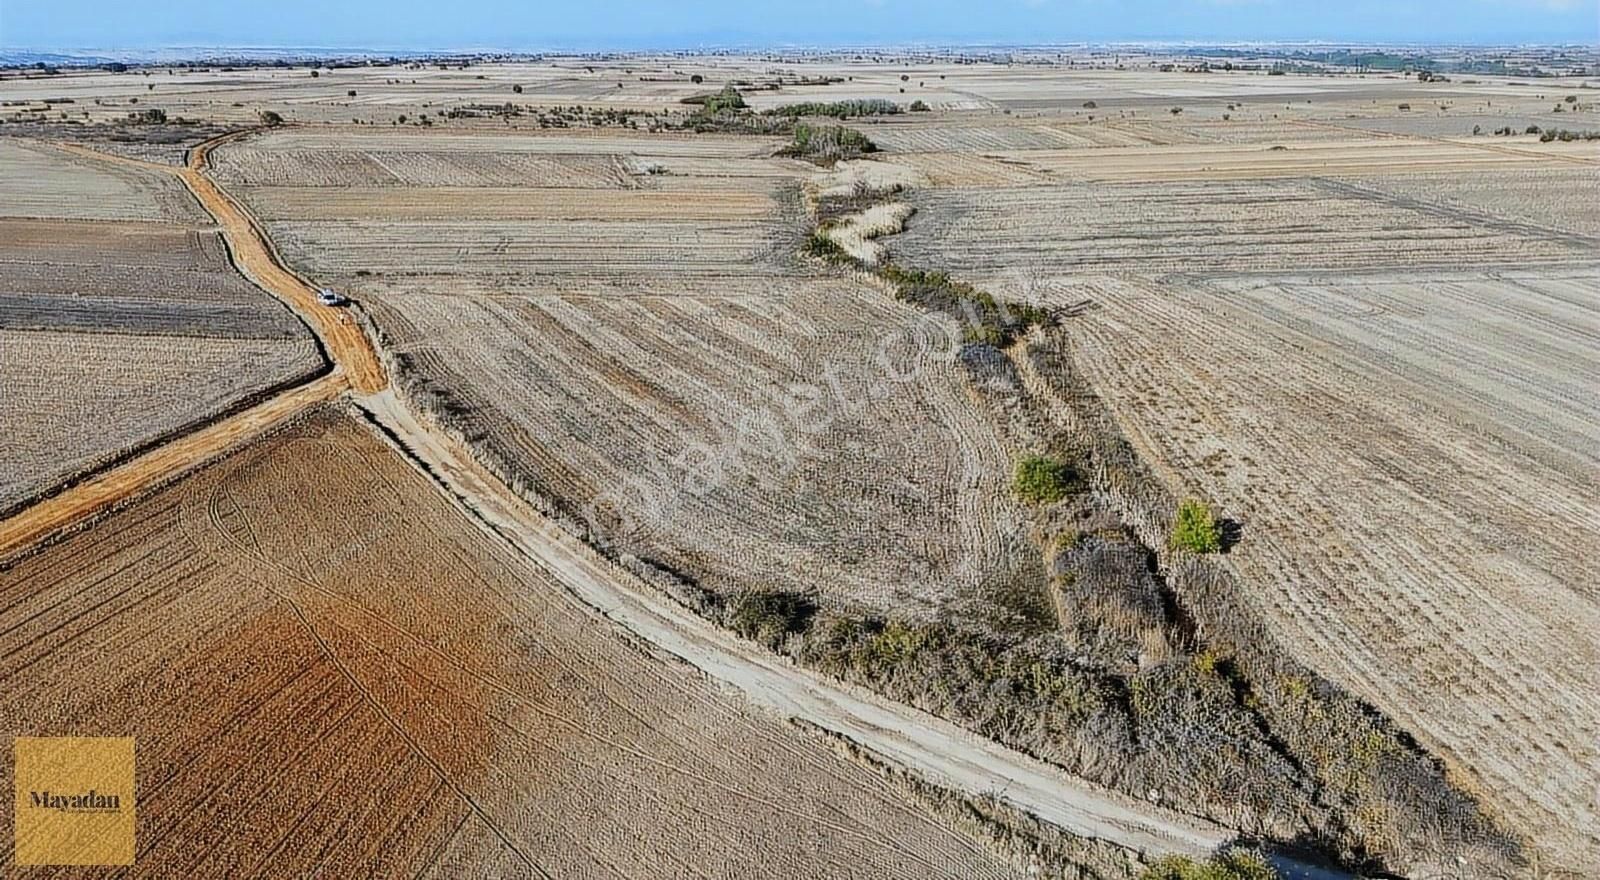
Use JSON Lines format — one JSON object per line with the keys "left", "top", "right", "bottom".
{"left": 316, "top": 288, "right": 348, "bottom": 307}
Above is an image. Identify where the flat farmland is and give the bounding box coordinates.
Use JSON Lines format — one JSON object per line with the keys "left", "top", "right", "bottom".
{"left": 264, "top": 214, "right": 793, "bottom": 278}
{"left": 218, "top": 127, "right": 1039, "bottom": 624}
{"left": 1341, "top": 166, "right": 1600, "bottom": 238}
{"left": 901, "top": 137, "right": 1591, "bottom": 185}
{"left": 238, "top": 185, "right": 776, "bottom": 221}
{"left": 0, "top": 193, "right": 322, "bottom": 514}
{"left": 892, "top": 175, "right": 1591, "bottom": 273}
{"left": 208, "top": 129, "right": 784, "bottom": 184}
{"left": 213, "top": 147, "right": 638, "bottom": 189}
{"left": 7, "top": 57, "right": 1597, "bottom": 877}
{"left": 867, "top": 121, "right": 1153, "bottom": 153}
{"left": 1030, "top": 267, "right": 1600, "bottom": 869}
{"left": 217, "top": 129, "right": 806, "bottom": 281}
{"left": 0, "top": 406, "right": 1032, "bottom": 879}
{"left": 0, "top": 138, "right": 207, "bottom": 223}
{"left": 366, "top": 280, "right": 1037, "bottom": 618}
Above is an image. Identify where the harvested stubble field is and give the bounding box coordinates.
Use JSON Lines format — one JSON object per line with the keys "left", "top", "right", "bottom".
{"left": 866, "top": 121, "right": 1155, "bottom": 153}
{"left": 0, "top": 159, "right": 322, "bottom": 515}
{"left": 216, "top": 129, "right": 807, "bottom": 281}
{"left": 365, "top": 279, "right": 1040, "bottom": 621}
{"left": 1340, "top": 166, "right": 1600, "bottom": 238}
{"left": 12, "top": 59, "right": 1595, "bottom": 876}
{"left": 1042, "top": 268, "right": 1600, "bottom": 870}
{"left": 0, "top": 406, "right": 1039, "bottom": 879}
{"left": 207, "top": 129, "right": 786, "bottom": 185}
{"left": 0, "top": 138, "right": 207, "bottom": 222}
{"left": 0, "top": 121, "right": 240, "bottom": 167}
{"left": 217, "top": 126, "right": 1041, "bottom": 627}
{"left": 890, "top": 175, "right": 1592, "bottom": 273}
{"left": 868, "top": 107, "right": 1598, "bottom": 871}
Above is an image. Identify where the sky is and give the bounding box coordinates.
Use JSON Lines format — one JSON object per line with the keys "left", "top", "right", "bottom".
{"left": 2, "top": 0, "right": 1596, "bottom": 50}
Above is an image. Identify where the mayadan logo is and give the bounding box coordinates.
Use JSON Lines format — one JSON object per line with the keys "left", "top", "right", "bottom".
{"left": 29, "top": 789, "right": 124, "bottom": 813}
{"left": 14, "top": 736, "right": 136, "bottom": 866}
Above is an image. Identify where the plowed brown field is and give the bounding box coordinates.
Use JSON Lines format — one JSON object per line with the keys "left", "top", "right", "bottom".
{"left": 0, "top": 406, "right": 1030, "bottom": 879}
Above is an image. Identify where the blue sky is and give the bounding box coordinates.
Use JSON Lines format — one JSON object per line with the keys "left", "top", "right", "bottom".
{"left": 3, "top": 0, "right": 1595, "bottom": 50}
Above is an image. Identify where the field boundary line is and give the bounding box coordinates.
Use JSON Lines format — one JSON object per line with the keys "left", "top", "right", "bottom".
{"left": 52, "top": 135, "right": 390, "bottom": 393}
{"left": 352, "top": 389, "right": 1356, "bottom": 879}
{"left": 1290, "top": 118, "right": 1600, "bottom": 167}
{"left": 0, "top": 374, "right": 346, "bottom": 566}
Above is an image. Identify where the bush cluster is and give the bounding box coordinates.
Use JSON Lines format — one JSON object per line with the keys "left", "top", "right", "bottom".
{"left": 877, "top": 265, "right": 1049, "bottom": 347}
{"left": 1140, "top": 850, "right": 1278, "bottom": 880}
{"left": 681, "top": 84, "right": 747, "bottom": 114}
{"left": 768, "top": 99, "right": 901, "bottom": 118}
{"left": 779, "top": 123, "right": 878, "bottom": 164}
{"left": 1539, "top": 128, "right": 1600, "bottom": 142}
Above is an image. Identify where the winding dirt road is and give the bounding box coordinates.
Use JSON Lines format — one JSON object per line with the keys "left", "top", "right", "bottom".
{"left": 57, "top": 137, "right": 387, "bottom": 393}
{"left": 4, "top": 133, "right": 1348, "bottom": 877}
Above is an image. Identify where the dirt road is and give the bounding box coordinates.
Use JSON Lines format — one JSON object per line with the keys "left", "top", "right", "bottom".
{"left": 357, "top": 390, "right": 1348, "bottom": 880}
{"left": 0, "top": 375, "right": 346, "bottom": 563}
{"left": 55, "top": 138, "right": 388, "bottom": 393}
{"left": 7, "top": 136, "right": 1348, "bottom": 875}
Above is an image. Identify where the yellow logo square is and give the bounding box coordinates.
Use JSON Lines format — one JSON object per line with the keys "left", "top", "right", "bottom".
{"left": 13, "top": 737, "right": 135, "bottom": 865}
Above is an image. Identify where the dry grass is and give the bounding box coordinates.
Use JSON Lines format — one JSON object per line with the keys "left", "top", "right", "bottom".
{"left": 821, "top": 201, "right": 915, "bottom": 265}
{"left": 1050, "top": 268, "right": 1600, "bottom": 871}
{"left": 0, "top": 406, "right": 1033, "bottom": 879}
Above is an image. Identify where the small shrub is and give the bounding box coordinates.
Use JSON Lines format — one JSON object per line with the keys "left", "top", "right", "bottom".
{"left": 1140, "top": 849, "right": 1278, "bottom": 880}
{"left": 682, "top": 84, "right": 747, "bottom": 114}
{"left": 865, "top": 619, "right": 931, "bottom": 664}
{"left": 258, "top": 109, "right": 284, "bottom": 126}
{"left": 962, "top": 324, "right": 1007, "bottom": 347}
{"left": 1013, "top": 455, "right": 1079, "bottom": 504}
{"left": 1397, "top": 103, "right": 1411, "bottom": 111}
{"left": 512, "top": 84, "right": 523, "bottom": 93}
{"left": 801, "top": 228, "right": 852, "bottom": 263}
{"left": 690, "top": 73, "right": 703, "bottom": 84}
{"left": 1082, "top": 100, "right": 1097, "bottom": 109}
{"left": 725, "top": 590, "right": 815, "bottom": 650}
{"left": 1170, "top": 498, "right": 1222, "bottom": 554}
{"left": 908, "top": 99, "right": 930, "bottom": 112}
